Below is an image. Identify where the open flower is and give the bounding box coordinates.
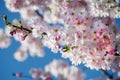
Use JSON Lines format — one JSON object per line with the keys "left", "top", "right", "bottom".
{"left": 14, "top": 47, "right": 28, "bottom": 62}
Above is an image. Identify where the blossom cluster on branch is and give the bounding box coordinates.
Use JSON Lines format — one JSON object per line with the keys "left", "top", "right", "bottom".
{"left": 1, "top": 0, "right": 120, "bottom": 70}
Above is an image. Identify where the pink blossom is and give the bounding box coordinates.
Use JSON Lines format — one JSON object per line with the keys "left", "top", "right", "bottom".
{"left": 30, "top": 68, "right": 43, "bottom": 79}
{"left": 13, "top": 73, "right": 23, "bottom": 78}
{"left": 15, "top": 29, "right": 26, "bottom": 41}
{"left": 55, "top": 35, "right": 61, "bottom": 41}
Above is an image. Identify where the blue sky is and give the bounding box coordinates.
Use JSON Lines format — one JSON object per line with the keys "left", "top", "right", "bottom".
{"left": 0, "top": 0, "right": 119, "bottom": 80}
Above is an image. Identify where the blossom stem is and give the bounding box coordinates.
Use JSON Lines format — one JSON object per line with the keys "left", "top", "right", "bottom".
{"left": 35, "top": 10, "right": 43, "bottom": 19}
{"left": 12, "top": 25, "right": 32, "bottom": 33}
{"left": 100, "top": 69, "right": 113, "bottom": 79}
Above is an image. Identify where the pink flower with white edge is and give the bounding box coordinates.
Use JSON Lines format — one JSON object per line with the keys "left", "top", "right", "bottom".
{"left": 14, "top": 29, "right": 27, "bottom": 41}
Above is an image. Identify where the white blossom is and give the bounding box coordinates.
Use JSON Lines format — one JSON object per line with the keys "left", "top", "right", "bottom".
{"left": 0, "top": 28, "right": 11, "bottom": 48}
{"left": 45, "top": 59, "right": 85, "bottom": 80}
{"left": 14, "top": 47, "right": 28, "bottom": 62}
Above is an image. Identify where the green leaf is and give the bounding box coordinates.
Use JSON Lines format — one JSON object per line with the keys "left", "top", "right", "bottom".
{"left": 62, "top": 45, "right": 70, "bottom": 52}
{"left": 2, "top": 14, "right": 12, "bottom": 26}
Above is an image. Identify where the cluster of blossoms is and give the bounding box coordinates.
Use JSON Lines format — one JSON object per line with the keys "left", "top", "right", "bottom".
{"left": 90, "top": 56, "right": 120, "bottom": 80}
{"left": 45, "top": 59, "right": 85, "bottom": 80}
{"left": 13, "top": 60, "right": 85, "bottom": 80}
{"left": 14, "top": 59, "right": 120, "bottom": 80}
{"left": 3, "top": 0, "right": 120, "bottom": 70}
{"left": 88, "top": 0, "right": 120, "bottom": 18}
{"left": 12, "top": 69, "right": 52, "bottom": 80}
{"left": 5, "top": 0, "right": 120, "bottom": 18}
{"left": 2, "top": 16, "right": 44, "bottom": 62}
{"left": 13, "top": 35, "right": 44, "bottom": 62}
{"left": 29, "top": 68, "right": 52, "bottom": 80}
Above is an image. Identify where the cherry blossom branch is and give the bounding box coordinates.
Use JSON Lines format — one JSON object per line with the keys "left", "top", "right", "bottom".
{"left": 2, "top": 15, "right": 32, "bottom": 33}
{"left": 2, "top": 0, "right": 120, "bottom": 70}
{"left": 2, "top": 14, "right": 33, "bottom": 40}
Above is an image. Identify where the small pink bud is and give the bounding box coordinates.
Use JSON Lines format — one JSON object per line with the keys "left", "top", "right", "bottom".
{"left": 57, "top": 44, "right": 61, "bottom": 49}
{"left": 13, "top": 0, "right": 22, "bottom": 8}
{"left": 10, "top": 31, "right": 16, "bottom": 36}
{"left": 10, "top": 31, "right": 14, "bottom": 36}
{"left": 13, "top": 73, "right": 22, "bottom": 78}
{"left": 55, "top": 36, "right": 61, "bottom": 41}
{"left": 108, "top": 49, "right": 115, "bottom": 55}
